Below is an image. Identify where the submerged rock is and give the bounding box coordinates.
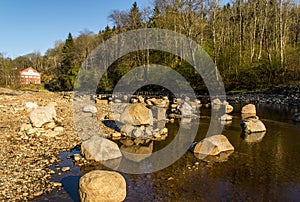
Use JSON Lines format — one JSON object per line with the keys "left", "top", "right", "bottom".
{"left": 191, "top": 135, "right": 234, "bottom": 159}
{"left": 121, "top": 142, "right": 153, "bottom": 162}
{"left": 242, "top": 131, "right": 266, "bottom": 143}
{"left": 79, "top": 170, "right": 126, "bottom": 202}
{"left": 81, "top": 136, "right": 122, "bottom": 161}
{"left": 240, "top": 116, "right": 266, "bottom": 134}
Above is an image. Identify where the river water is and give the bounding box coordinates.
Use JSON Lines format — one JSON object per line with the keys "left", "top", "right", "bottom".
{"left": 35, "top": 103, "right": 300, "bottom": 201}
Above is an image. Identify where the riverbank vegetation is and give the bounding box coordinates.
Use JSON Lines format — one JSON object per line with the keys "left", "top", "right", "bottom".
{"left": 0, "top": 0, "right": 299, "bottom": 92}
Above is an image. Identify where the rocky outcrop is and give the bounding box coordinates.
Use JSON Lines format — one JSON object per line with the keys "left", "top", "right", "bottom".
{"left": 240, "top": 116, "right": 266, "bottom": 133}
{"left": 190, "top": 135, "right": 234, "bottom": 159}
{"left": 79, "top": 170, "right": 126, "bottom": 202}
{"left": 81, "top": 136, "right": 122, "bottom": 161}
{"left": 120, "top": 103, "right": 153, "bottom": 126}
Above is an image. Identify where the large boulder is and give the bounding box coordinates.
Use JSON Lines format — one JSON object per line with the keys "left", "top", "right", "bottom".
{"left": 79, "top": 170, "right": 126, "bottom": 202}
{"left": 29, "top": 106, "right": 56, "bottom": 127}
{"left": 240, "top": 116, "right": 266, "bottom": 133}
{"left": 120, "top": 103, "right": 153, "bottom": 126}
{"left": 81, "top": 136, "right": 122, "bottom": 161}
{"left": 191, "top": 135, "right": 234, "bottom": 159}
{"left": 241, "top": 104, "right": 256, "bottom": 114}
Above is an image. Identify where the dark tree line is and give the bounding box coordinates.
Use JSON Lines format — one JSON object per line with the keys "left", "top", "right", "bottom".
{"left": 0, "top": 0, "right": 299, "bottom": 91}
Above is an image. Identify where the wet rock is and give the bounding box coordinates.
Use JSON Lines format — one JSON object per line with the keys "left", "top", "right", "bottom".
{"left": 240, "top": 116, "right": 266, "bottom": 133}
{"left": 292, "top": 113, "right": 300, "bottom": 122}
{"left": 225, "top": 104, "right": 234, "bottom": 114}
{"left": 197, "top": 150, "right": 234, "bottom": 162}
{"left": 191, "top": 135, "right": 234, "bottom": 159}
{"left": 241, "top": 113, "right": 257, "bottom": 120}
{"left": 29, "top": 106, "right": 56, "bottom": 127}
{"left": 241, "top": 104, "right": 256, "bottom": 114}
{"left": 81, "top": 136, "right": 122, "bottom": 161}
{"left": 79, "top": 170, "right": 126, "bottom": 202}
{"left": 83, "top": 105, "right": 97, "bottom": 114}
{"left": 242, "top": 131, "right": 266, "bottom": 143}
{"left": 120, "top": 103, "right": 153, "bottom": 126}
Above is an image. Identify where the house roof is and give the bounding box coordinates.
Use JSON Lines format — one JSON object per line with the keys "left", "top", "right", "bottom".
{"left": 19, "top": 67, "right": 40, "bottom": 77}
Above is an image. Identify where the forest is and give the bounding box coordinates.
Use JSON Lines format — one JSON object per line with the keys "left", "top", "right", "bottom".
{"left": 0, "top": 0, "right": 299, "bottom": 92}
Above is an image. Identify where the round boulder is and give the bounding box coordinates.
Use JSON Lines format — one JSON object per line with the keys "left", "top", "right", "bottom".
{"left": 79, "top": 170, "right": 126, "bottom": 202}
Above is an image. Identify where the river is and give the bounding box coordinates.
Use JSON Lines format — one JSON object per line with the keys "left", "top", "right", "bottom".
{"left": 34, "top": 103, "right": 300, "bottom": 201}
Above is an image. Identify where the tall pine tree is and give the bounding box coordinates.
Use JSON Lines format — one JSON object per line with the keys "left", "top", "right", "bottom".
{"left": 60, "top": 33, "right": 79, "bottom": 91}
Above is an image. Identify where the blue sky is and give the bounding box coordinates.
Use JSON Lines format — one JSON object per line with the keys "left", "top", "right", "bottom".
{"left": 0, "top": 0, "right": 150, "bottom": 58}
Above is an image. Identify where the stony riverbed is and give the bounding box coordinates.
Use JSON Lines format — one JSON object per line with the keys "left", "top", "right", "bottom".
{"left": 0, "top": 86, "right": 299, "bottom": 201}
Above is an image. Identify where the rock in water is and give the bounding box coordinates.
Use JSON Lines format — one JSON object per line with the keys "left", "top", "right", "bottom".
{"left": 120, "top": 103, "right": 153, "bottom": 126}
{"left": 81, "top": 136, "right": 122, "bottom": 161}
{"left": 179, "top": 102, "right": 193, "bottom": 117}
{"left": 191, "top": 135, "right": 234, "bottom": 158}
{"left": 242, "top": 131, "right": 266, "bottom": 143}
{"left": 240, "top": 116, "right": 266, "bottom": 133}
{"left": 79, "top": 170, "right": 126, "bottom": 202}
{"left": 29, "top": 106, "right": 56, "bottom": 127}
{"left": 241, "top": 104, "right": 256, "bottom": 114}
{"left": 120, "top": 142, "right": 153, "bottom": 162}
{"left": 220, "top": 114, "right": 233, "bottom": 121}
{"left": 225, "top": 104, "right": 234, "bottom": 114}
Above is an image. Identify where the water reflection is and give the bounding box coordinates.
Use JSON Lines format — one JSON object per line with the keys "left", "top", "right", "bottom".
{"left": 241, "top": 131, "right": 266, "bottom": 143}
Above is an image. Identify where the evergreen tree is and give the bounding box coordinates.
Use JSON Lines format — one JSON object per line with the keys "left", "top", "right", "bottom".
{"left": 60, "top": 33, "right": 79, "bottom": 91}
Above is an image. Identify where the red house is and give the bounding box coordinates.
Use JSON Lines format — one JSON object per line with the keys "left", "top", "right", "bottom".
{"left": 19, "top": 67, "right": 41, "bottom": 85}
